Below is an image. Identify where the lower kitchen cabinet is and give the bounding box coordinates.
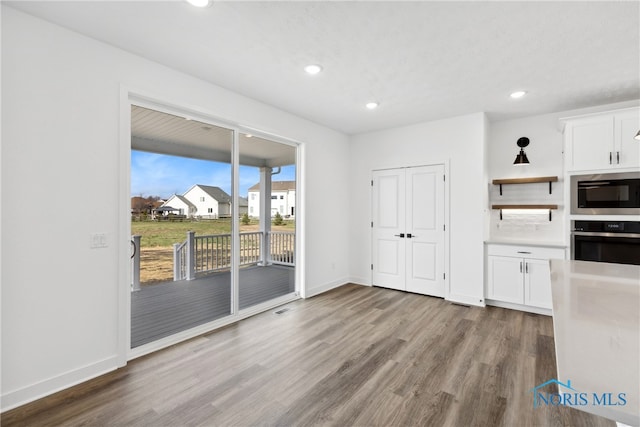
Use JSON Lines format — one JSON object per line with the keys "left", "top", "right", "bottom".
{"left": 486, "top": 244, "right": 566, "bottom": 314}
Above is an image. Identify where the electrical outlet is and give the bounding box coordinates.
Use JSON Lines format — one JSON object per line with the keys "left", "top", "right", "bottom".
{"left": 90, "top": 233, "right": 108, "bottom": 249}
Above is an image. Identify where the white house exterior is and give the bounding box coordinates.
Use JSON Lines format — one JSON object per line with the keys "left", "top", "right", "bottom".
{"left": 160, "top": 194, "right": 195, "bottom": 217}
{"left": 248, "top": 181, "right": 296, "bottom": 218}
{"left": 160, "top": 185, "right": 234, "bottom": 219}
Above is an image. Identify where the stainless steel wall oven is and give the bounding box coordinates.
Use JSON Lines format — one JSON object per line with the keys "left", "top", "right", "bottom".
{"left": 572, "top": 220, "right": 640, "bottom": 266}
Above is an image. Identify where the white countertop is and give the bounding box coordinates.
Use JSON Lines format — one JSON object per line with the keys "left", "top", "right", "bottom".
{"left": 549, "top": 260, "right": 640, "bottom": 426}
{"left": 485, "top": 240, "right": 567, "bottom": 249}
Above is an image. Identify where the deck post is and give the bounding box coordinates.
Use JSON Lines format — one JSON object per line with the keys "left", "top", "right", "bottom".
{"left": 186, "top": 230, "right": 196, "bottom": 280}
{"left": 131, "top": 235, "right": 141, "bottom": 291}
{"left": 173, "top": 242, "right": 181, "bottom": 281}
{"left": 259, "top": 167, "right": 272, "bottom": 265}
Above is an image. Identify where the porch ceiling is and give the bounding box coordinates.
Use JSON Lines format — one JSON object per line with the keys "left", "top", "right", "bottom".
{"left": 131, "top": 105, "right": 295, "bottom": 168}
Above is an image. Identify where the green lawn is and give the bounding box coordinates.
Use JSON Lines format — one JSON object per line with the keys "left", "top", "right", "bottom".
{"left": 131, "top": 218, "right": 294, "bottom": 247}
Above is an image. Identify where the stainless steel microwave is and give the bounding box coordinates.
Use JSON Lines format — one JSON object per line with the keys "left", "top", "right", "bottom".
{"left": 570, "top": 171, "right": 640, "bottom": 215}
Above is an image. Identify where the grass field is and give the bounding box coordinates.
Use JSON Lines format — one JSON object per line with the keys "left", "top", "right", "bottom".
{"left": 132, "top": 218, "right": 295, "bottom": 284}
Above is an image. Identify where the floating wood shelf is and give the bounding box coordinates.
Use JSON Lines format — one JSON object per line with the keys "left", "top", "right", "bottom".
{"left": 491, "top": 204, "right": 558, "bottom": 221}
{"left": 492, "top": 176, "right": 559, "bottom": 195}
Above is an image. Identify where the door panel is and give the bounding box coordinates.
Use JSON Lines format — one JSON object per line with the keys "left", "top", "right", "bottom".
{"left": 372, "top": 169, "right": 406, "bottom": 290}
{"left": 411, "top": 242, "right": 436, "bottom": 280}
{"left": 378, "top": 175, "right": 401, "bottom": 228}
{"left": 377, "top": 239, "right": 401, "bottom": 275}
{"left": 406, "top": 165, "right": 445, "bottom": 297}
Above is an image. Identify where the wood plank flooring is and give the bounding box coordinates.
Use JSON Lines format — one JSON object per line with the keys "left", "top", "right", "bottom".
{"left": 3, "top": 284, "right": 615, "bottom": 427}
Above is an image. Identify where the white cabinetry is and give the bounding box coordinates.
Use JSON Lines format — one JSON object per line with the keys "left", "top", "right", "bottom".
{"left": 486, "top": 244, "right": 565, "bottom": 313}
{"left": 564, "top": 107, "right": 640, "bottom": 172}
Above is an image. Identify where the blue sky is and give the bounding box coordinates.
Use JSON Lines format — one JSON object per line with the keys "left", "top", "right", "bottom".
{"left": 131, "top": 150, "right": 295, "bottom": 198}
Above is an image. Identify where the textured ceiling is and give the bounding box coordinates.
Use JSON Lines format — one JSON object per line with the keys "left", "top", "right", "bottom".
{"left": 6, "top": 1, "right": 640, "bottom": 135}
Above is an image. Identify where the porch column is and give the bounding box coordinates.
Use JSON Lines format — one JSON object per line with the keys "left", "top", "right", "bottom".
{"left": 259, "top": 166, "right": 272, "bottom": 265}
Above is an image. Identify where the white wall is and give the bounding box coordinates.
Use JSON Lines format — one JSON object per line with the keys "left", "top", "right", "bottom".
{"left": 1, "top": 6, "right": 350, "bottom": 410}
{"left": 348, "top": 113, "right": 487, "bottom": 306}
{"left": 487, "top": 99, "right": 640, "bottom": 244}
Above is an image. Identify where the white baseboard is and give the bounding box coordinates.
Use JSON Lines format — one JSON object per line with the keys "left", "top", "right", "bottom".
{"left": 1, "top": 355, "right": 119, "bottom": 413}
{"left": 305, "top": 277, "right": 351, "bottom": 298}
{"left": 346, "top": 276, "right": 371, "bottom": 287}
{"left": 447, "top": 293, "right": 486, "bottom": 307}
{"left": 485, "top": 299, "right": 552, "bottom": 316}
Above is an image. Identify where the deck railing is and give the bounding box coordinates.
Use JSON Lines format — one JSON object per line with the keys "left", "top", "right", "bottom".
{"left": 162, "top": 230, "right": 294, "bottom": 281}
{"left": 269, "top": 231, "right": 295, "bottom": 266}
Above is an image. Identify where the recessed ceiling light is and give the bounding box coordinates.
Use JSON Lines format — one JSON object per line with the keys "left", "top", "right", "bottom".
{"left": 366, "top": 102, "right": 379, "bottom": 110}
{"left": 246, "top": 134, "right": 253, "bottom": 138}
{"left": 510, "top": 91, "right": 527, "bottom": 99}
{"left": 186, "top": 0, "right": 210, "bottom": 7}
{"left": 304, "top": 64, "right": 323, "bottom": 75}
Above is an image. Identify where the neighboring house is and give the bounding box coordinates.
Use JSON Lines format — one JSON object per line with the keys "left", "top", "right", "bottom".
{"left": 160, "top": 194, "right": 195, "bottom": 217}
{"left": 159, "top": 185, "right": 236, "bottom": 219}
{"left": 248, "top": 181, "right": 296, "bottom": 218}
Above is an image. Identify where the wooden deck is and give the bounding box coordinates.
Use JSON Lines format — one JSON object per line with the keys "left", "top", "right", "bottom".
{"left": 131, "top": 265, "right": 295, "bottom": 348}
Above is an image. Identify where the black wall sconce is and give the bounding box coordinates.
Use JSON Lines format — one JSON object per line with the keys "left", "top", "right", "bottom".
{"left": 634, "top": 130, "right": 640, "bottom": 140}
{"left": 513, "top": 137, "right": 530, "bottom": 165}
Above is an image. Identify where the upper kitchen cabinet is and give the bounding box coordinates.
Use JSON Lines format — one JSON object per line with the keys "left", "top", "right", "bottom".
{"left": 563, "top": 107, "right": 640, "bottom": 173}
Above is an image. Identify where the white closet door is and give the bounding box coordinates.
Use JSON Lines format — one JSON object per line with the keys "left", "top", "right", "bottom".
{"left": 405, "top": 165, "right": 445, "bottom": 297}
{"left": 372, "top": 168, "right": 406, "bottom": 291}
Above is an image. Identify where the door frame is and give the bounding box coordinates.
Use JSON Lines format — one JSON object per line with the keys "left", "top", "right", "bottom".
{"left": 370, "top": 161, "right": 450, "bottom": 300}
{"left": 118, "top": 87, "right": 305, "bottom": 362}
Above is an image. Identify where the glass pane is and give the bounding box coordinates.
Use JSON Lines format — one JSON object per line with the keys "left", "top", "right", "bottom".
{"left": 238, "top": 133, "right": 296, "bottom": 309}
{"left": 130, "top": 105, "right": 233, "bottom": 348}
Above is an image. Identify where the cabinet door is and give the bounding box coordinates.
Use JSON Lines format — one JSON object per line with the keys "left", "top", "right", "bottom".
{"left": 487, "top": 256, "right": 524, "bottom": 304}
{"left": 615, "top": 111, "right": 640, "bottom": 169}
{"left": 566, "top": 116, "right": 614, "bottom": 172}
{"left": 524, "top": 258, "right": 553, "bottom": 309}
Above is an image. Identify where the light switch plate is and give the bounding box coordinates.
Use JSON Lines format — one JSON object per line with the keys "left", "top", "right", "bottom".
{"left": 90, "top": 233, "right": 108, "bottom": 249}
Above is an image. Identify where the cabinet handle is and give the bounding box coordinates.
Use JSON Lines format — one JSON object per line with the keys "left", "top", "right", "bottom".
{"left": 520, "top": 261, "right": 523, "bottom": 273}
{"left": 525, "top": 262, "right": 529, "bottom": 274}
{"left": 617, "top": 151, "right": 620, "bottom": 164}
{"left": 517, "top": 251, "right": 531, "bottom": 254}
{"left": 609, "top": 152, "right": 612, "bottom": 164}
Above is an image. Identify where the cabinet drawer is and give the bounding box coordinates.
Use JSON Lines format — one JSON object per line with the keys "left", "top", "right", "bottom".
{"left": 487, "top": 244, "right": 565, "bottom": 260}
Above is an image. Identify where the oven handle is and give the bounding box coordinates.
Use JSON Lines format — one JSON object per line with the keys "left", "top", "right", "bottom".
{"left": 572, "top": 231, "right": 640, "bottom": 238}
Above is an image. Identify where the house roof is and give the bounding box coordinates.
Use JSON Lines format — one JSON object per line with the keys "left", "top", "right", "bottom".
{"left": 162, "top": 194, "right": 195, "bottom": 208}
{"left": 248, "top": 181, "right": 296, "bottom": 192}
{"left": 190, "top": 185, "right": 232, "bottom": 203}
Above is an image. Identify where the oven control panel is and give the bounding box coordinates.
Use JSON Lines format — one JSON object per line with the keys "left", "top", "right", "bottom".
{"left": 573, "top": 220, "right": 640, "bottom": 234}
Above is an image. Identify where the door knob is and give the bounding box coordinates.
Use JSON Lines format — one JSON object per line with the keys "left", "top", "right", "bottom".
{"left": 394, "top": 233, "right": 405, "bottom": 238}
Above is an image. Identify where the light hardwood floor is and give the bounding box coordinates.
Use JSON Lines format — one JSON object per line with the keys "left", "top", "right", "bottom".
{"left": 2, "top": 284, "right": 614, "bottom": 426}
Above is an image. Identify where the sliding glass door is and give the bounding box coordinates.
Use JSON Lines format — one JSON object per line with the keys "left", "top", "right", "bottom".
{"left": 238, "top": 133, "right": 297, "bottom": 310}
{"left": 129, "top": 104, "right": 298, "bottom": 350}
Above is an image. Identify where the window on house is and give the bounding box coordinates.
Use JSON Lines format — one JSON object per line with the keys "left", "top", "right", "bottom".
{"left": 251, "top": 194, "right": 255, "bottom": 200}
{"left": 250, "top": 207, "right": 254, "bottom": 214}
{"left": 200, "top": 197, "right": 205, "bottom": 202}
{"left": 280, "top": 206, "right": 284, "bottom": 213}
{"left": 271, "top": 196, "right": 277, "bottom": 200}
{"left": 208, "top": 208, "right": 213, "bottom": 213}
{"left": 280, "top": 195, "right": 284, "bottom": 199}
